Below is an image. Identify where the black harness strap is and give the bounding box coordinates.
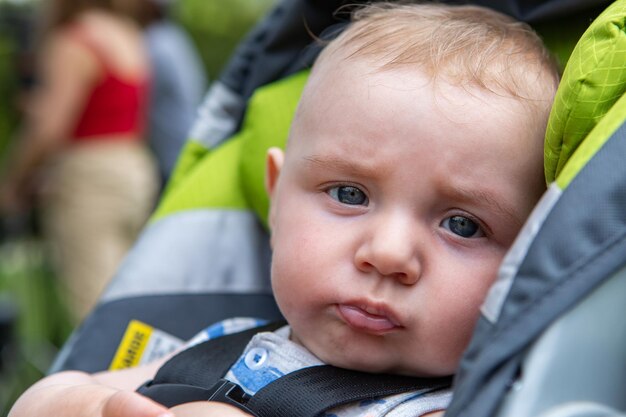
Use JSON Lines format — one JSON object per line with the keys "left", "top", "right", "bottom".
{"left": 248, "top": 365, "right": 452, "bottom": 417}
{"left": 138, "top": 321, "right": 453, "bottom": 416}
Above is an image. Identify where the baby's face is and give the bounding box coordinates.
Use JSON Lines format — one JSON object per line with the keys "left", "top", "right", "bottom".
{"left": 266, "top": 58, "right": 546, "bottom": 376}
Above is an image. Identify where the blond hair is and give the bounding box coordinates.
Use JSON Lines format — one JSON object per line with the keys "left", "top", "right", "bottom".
{"left": 317, "top": 2, "right": 559, "bottom": 103}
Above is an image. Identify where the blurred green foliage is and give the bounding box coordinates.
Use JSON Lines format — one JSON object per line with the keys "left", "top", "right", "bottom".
{"left": 172, "top": 0, "right": 276, "bottom": 79}
{"left": 0, "top": 37, "right": 19, "bottom": 154}
{"left": 0, "top": 7, "right": 71, "bottom": 415}
{"left": 0, "top": 2, "right": 24, "bottom": 157}
{"left": 0, "top": 235, "right": 74, "bottom": 416}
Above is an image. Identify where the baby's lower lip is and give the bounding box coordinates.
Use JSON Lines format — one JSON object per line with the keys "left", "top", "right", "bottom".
{"left": 337, "top": 304, "right": 401, "bottom": 334}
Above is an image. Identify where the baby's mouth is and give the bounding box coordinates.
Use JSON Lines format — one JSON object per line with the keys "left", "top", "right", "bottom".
{"left": 337, "top": 303, "right": 402, "bottom": 334}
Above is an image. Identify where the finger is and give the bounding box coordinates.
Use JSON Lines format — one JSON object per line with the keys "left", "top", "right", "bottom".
{"left": 170, "top": 401, "right": 254, "bottom": 417}
{"left": 101, "top": 390, "right": 173, "bottom": 417}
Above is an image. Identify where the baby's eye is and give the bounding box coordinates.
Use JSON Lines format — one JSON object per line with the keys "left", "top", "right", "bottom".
{"left": 441, "top": 215, "right": 484, "bottom": 238}
{"left": 327, "top": 185, "right": 368, "bottom": 206}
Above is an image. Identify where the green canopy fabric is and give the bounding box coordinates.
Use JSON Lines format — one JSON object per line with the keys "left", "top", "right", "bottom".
{"left": 544, "top": 0, "right": 626, "bottom": 187}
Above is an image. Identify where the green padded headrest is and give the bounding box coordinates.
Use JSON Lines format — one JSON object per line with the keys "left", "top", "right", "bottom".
{"left": 239, "top": 70, "right": 309, "bottom": 226}
{"left": 151, "top": 71, "right": 308, "bottom": 223}
{"left": 544, "top": 0, "right": 626, "bottom": 186}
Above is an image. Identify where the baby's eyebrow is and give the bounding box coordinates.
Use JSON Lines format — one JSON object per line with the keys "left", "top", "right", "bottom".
{"left": 446, "top": 186, "right": 524, "bottom": 228}
{"left": 303, "top": 155, "right": 379, "bottom": 177}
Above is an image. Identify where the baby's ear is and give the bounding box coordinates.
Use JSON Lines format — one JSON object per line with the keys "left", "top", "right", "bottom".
{"left": 265, "top": 147, "right": 284, "bottom": 233}
{"left": 265, "top": 147, "right": 284, "bottom": 198}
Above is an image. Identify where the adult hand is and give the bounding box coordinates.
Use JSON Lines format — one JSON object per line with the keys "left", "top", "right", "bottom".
{"left": 8, "top": 371, "right": 171, "bottom": 417}
{"left": 101, "top": 390, "right": 173, "bottom": 417}
{"left": 171, "top": 401, "right": 254, "bottom": 417}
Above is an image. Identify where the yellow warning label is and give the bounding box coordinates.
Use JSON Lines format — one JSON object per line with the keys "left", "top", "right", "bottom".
{"left": 109, "top": 320, "right": 153, "bottom": 370}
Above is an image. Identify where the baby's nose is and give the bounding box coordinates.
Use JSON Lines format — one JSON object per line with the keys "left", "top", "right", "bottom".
{"left": 354, "top": 214, "right": 421, "bottom": 284}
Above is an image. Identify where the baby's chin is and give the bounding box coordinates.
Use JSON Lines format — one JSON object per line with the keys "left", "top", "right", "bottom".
{"left": 313, "top": 347, "right": 452, "bottom": 378}
{"left": 290, "top": 325, "right": 457, "bottom": 377}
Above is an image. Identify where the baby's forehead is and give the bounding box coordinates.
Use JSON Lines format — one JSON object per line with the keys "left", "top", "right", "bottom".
{"left": 302, "top": 55, "right": 528, "bottom": 117}
{"left": 286, "top": 63, "right": 542, "bottom": 180}
{"left": 301, "top": 54, "right": 546, "bottom": 152}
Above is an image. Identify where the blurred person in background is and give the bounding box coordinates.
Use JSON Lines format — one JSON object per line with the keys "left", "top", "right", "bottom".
{"left": 0, "top": 0, "right": 158, "bottom": 323}
{"left": 140, "top": 0, "right": 207, "bottom": 186}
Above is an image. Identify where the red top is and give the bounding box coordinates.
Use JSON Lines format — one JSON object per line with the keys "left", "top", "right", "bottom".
{"left": 67, "top": 26, "right": 150, "bottom": 141}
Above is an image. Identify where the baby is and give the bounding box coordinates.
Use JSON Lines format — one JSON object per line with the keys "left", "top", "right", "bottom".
{"left": 9, "top": 3, "right": 559, "bottom": 417}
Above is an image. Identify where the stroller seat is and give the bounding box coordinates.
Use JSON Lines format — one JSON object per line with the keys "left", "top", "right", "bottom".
{"left": 50, "top": 1, "right": 626, "bottom": 416}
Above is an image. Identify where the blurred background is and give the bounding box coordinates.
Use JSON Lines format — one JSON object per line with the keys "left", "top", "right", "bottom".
{"left": 0, "top": 0, "right": 275, "bottom": 413}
